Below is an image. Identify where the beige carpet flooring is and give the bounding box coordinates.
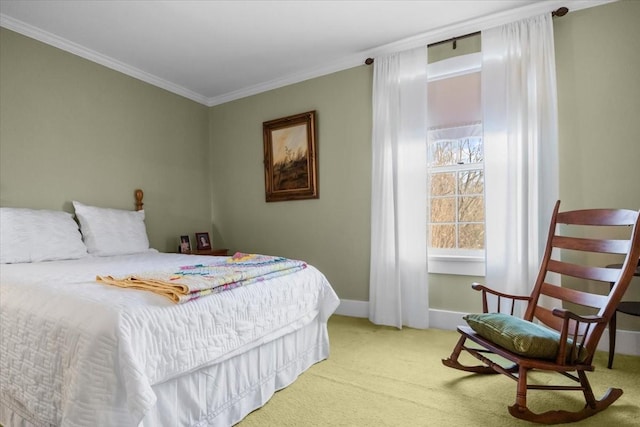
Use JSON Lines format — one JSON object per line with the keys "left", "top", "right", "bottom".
{"left": 239, "top": 315, "right": 640, "bottom": 426}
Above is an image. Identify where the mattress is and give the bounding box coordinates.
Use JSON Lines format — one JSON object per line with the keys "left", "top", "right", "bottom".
{"left": 0, "top": 252, "right": 339, "bottom": 426}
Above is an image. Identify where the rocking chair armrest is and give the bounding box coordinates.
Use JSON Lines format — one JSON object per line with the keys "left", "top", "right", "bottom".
{"left": 471, "top": 283, "right": 531, "bottom": 300}
{"left": 551, "top": 308, "right": 606, "bottom": 365}
{"left": 471, "top": 282, "right": 531, "bottom": 314}
{"left": 551, "top": 308, "right": 606, "bottom": 325}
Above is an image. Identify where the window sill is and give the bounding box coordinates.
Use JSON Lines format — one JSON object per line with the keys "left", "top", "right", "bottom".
{"left": 428, "top": 254, "right": 485, "bottom": 276}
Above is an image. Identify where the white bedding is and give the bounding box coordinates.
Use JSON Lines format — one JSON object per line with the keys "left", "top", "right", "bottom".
{"left": 0, "top": 252, "right": 339, "bottom": 426}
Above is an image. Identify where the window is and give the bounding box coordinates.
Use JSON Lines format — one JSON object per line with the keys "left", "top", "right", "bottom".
{"left": 428, "top": 124, "right": 484, "bottom": 249}
{"left": 427, "top": 53, "right": 485, "bottom": 276}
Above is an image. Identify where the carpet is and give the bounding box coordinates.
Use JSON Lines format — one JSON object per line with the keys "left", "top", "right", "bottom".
{"left": 239, "top": 315, "right": 640, "bottom": 426}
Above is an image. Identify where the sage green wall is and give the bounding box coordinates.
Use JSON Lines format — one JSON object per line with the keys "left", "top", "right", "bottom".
{"left": 555, "top": 0, "right": 640, "bottom": 330}
{"left": 209, "top": 0, "right": 640, "bottom": 326}
{"left": 209, "top": 67, "right": 372, "bottom": 300}
{"left": 0, "top": 28, "right": 211, "bottom": 251}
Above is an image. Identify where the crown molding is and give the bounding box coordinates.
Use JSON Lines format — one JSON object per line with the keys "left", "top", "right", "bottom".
{"left": 206, "top": 55, "right": 363, "bottom": 107}
{"left": 0, "top": 13, "right": 209, "bottom": 106}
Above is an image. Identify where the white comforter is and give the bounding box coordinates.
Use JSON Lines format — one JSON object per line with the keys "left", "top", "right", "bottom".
{"left": 0, "top": 252, "right": 339, "bottom": 426}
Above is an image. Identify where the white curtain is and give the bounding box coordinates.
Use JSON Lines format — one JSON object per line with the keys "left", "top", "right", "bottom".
{"left": 482, "top": 13, "right": 559, "bottom": 299}
{"left": 369, "top": 47, "right": 429, "bottom": 329}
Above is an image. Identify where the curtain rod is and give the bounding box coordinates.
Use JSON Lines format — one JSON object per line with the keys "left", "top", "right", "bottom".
{"left": 364, "top": 6, "right": 568, "bottom": 65}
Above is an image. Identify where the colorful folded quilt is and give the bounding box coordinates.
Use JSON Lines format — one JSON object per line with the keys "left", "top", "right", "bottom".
{"left": 96, "top": 252, "right": 307, "bottom": 303}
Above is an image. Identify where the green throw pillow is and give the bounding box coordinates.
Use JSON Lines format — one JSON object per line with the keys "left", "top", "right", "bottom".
{"left": 464, "top": 312, "right": 589, "bottom": 362}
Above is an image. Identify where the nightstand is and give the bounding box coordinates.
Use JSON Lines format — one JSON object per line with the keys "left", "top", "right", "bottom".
{"left": 184, "top": 248, "right": 229, "bottom": 256}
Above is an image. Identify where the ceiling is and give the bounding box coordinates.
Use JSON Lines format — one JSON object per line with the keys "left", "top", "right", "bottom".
{"left": 0, "top": 1, "right": 608, "bottom": 106}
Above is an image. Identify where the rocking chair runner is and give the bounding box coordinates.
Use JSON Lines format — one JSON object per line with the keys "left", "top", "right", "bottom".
{"left": 442, "top": 201, "right": 640, "bottom": 424}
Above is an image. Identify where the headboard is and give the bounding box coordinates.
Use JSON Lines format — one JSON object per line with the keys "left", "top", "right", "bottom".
{"left": 134, "top": 189, "right": 144, "bottom": 211}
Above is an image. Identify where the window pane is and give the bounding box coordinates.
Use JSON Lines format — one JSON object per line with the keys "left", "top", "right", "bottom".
{"left": 430, "top": 172, "right": 455, "bottom": 196}
{"left": 459, "top": 137, "right": 483, "bottom": 164}
{"left": 458, "top": 170, "right": 483, "bottom": 195}
{"left": 459, "top": 224, "right": 484, "bottom": 249}
{"left": 459, "top": 196, "right": 484, "bottom": 222}
{"left": 430, "top": 224, "right": 456, "bottom": 248}
{"left": 429, "top": 140, "right": 458, "bottom": 167}
{"left": 431, "top": 197, "right": 455, "bottom": 222}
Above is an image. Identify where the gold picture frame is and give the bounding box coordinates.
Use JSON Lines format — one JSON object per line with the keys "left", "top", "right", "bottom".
{"left": 263, "top": 111, "right": 318, "bottom": 202}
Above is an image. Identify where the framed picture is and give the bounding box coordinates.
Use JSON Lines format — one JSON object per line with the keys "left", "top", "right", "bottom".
{"left": 178, "top": 235, "right": 191, "bottom": 253}
{"left": 263, "top": 110, "right": 318, "bottom": 202}
{"left": 195, "top": 232, "right": 211, "bottom": 250}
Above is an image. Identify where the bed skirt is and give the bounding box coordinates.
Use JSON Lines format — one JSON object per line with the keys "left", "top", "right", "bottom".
{"left": 0, "top": 316, "right": 330, "bottom": 427}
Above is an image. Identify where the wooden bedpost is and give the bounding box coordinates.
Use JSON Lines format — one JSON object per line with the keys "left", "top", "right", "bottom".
{"left": 134, "top": 189, "right": 144, "bottom": 211}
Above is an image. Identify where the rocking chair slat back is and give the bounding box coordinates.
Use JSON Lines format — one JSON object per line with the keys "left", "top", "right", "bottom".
{"left": 526, "top": 203, "right": 640, "bottom": 344}
{"left": 532, "top": 305, "right": 568, "bottom": 332}
{"left": 546, "top": 259, "right": 622, "bottom": 283}
{"left": 556, "top": 208, "right": 639, "bottom": 226}
{"left": 539, "top": 282, "right": 609, "bottom": 309}
{"left": 533, "top": 305, "right": 589, "bottom": 336}
{"left": 552, "top": 236, "right": 632, "bottom": 254}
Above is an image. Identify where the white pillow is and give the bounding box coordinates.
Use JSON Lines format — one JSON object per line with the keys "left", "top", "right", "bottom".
{"left": 73, "top": 201, "right": 150, "bottom": 256}
{"left": 0, "top": 207, "right": 88, "bottom": 263}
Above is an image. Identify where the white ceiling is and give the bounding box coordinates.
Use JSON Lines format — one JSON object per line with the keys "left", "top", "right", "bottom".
{"left": 0, "top": 1, "right": 610, "bottom": 106}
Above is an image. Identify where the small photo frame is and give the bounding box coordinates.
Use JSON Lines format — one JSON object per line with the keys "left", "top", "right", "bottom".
{"left": 195, "top": 232, "right": 211, "bottom": 250}
{"left": 179, "top": 235, "right": 191, "bottom": 253}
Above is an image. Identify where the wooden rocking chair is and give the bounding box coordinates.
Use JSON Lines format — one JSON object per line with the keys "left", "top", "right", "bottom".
{"left": 442, "top": 201, "right": 640, "bottom": 424}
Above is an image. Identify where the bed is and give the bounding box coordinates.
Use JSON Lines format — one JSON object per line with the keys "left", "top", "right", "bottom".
{"left": 0, "top": 190, "right": 339, "bottom": 427}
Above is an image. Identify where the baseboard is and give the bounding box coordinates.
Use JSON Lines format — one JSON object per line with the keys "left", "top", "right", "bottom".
{"left": 334, "top": 299, "right": 369, "bottom": 318}
{"left": 336, "top": 299, "right": 640, "bottom": 357}
{"left": 596, "top": 327, "right": 640, "bottom": 356}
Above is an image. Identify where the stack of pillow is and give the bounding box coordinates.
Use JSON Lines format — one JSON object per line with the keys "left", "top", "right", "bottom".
{"left": 0, "top": 201, "right": 150, "bottom": 264}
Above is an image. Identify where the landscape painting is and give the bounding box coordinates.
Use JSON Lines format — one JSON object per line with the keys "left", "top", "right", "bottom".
{"left": 263, "top": 111, "right": 318, "bottom": 202}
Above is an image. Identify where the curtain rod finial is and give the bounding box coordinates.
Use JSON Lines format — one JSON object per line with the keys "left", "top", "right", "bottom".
{"left": 552, "top": 7, "right": 569, "bottom": 17}
{"left": 365, "top": 58, "right": 374, "bottom": 65}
